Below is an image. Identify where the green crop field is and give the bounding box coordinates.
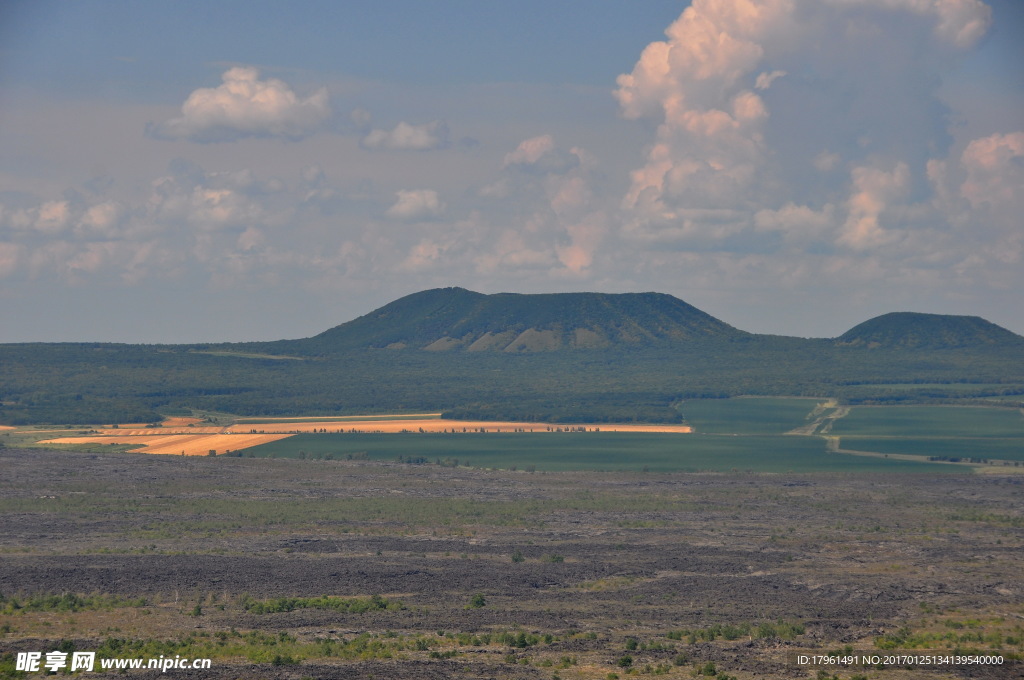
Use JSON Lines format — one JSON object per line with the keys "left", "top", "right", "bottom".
{"left": 677, "top": 397, "right": 821, "bottom": 434}
{"left": 839, "top": 436, "right": 1024, "bottom": 462}
{"left": 830, "top": 405, "right": 1024, "bottom": 437}
{"left": 242, "top": 432, "right": 954, "bottom": 473}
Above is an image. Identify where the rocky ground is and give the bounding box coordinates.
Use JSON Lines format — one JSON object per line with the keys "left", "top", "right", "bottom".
{"left": 1, "top": 447, "right": 1021, "bottom": 679}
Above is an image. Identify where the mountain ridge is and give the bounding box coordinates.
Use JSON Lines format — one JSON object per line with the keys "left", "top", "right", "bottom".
{"left": 3, "top": 288, "right": 1023, "bottom": 425}
{"left": 836, "top": 312, "right": 1024, "bottom": 349}
{"left": 301, "top": 287, "right": 747, "bottom": 353}
{"left": 290, "top": 288, "right": 1023, "bottom": 354}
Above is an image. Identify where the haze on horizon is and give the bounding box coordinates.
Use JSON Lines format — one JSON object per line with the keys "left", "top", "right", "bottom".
{"left": 1, "top": 0, "right": 1022, "bottom": 343}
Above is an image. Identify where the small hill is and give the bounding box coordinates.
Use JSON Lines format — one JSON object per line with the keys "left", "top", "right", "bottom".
{"left": 302, "top": 287, "right": 746, "bottom": 352}
{"left": 836, "top": 312, "right": 1024, "bottom": 349}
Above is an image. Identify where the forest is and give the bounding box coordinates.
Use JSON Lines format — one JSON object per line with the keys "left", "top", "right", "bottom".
{"left": 2, "top": 334, "right": 1022, "bottom": 425}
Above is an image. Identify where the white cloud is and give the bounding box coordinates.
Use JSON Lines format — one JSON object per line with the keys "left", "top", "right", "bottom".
{"left": 398, "top": 240, "right": 445, "bottom": 272}
{"left": 937, "top": 131, "right": 1024, "bottom": 268}
{"left": 75, "top": 201, "right": 125, "bottom": 239}
{"left": 615, "top": 0, "right": 997, "bottom": 252}
{"left": 754, "top": 202, "right": 836, "bottom": 241}
{"left": 2, "top": 0, "right": 1018, "bottom": 342}
{"left": 959, "top": 131, "right": 1024, "bottom": 212}
{"left": 362, "top": 120, "right": 449, "bottom": 150}
{"left": 813, "top": 150, "right": 841, "bottom": 172}
{"left": 828, "top": 0, "right": 992, "bottom": 48}
{"left": 149, "top": 66, "right": 331, "bottom": 143}
{"left": 755, "top": 69, "right": 787, "bottom": 89}
{"left": 502, "top": 134, "right": 581, "bottom": 175}
{"left": 838, "top": 162, "right": 910, "bottom": 250}
{"left": 35, "top": 201, "right": 71, "bottom": 235}
{"left": 504, "top": 135, "right": 555, "bottom": 166}
{"left": 474, "top": 228, "right": 556, "bottom": 275}
{"left": 556, "top": 214, "right": 606, "bottom": 276}
{"left": 386, "top": 189, "right": 445, "bottom": 220}
{"left": 0, "top": 242, "right": 23, "bottom": 278}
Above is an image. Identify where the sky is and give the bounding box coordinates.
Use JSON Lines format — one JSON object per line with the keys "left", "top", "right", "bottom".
{"left": 1, "top": 0, "right": 1022, "bottom": 343}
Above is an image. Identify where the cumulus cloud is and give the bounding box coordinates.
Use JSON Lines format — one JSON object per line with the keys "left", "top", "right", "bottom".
{"left": 473, "top": 228, "right": 556, "bottom": 275}
{"left": 149, "top": 66, "right": 331, "bottom": 143}
{"left": 362, "top": 120, "right": 449, "bottom": 150}
{"left": 926, "top": 131, "right": 1024, "bottom": 269}
{"left": 754, "top": 202, "right": 836, "bottom": 242}
{"left": 833, "top": 0, "right": 992, "bottom": 48}
{"left": 504, "top": 135, "right": 555, "bottom": 166}
{"left": 755, "top": 69, "right": 786, "bottom": 89}
{"left": 615, "top": 0, "right": 996, "bottom": 250}
{"left": 958, "top": 132, "right": 1024, "bottom": 212}
{"left": 0, "top": 160, "right": 323, "bottom": 290}
{"left": 838, "top": 162, "right": 910, "bottom": 250}
{"left": 398, "top": 240, "right": 445, "bottom": 272}
{"left": 35, "top": 201, "right": 72, "bottom": 235}
{"left": 5, "top": 0, "right": 1018, "bottom": 342}
{"left": 502, "top": 134, "right": 581, "bottom": 175}
{"left": 474, "top": 135, "right": 606, "bottom": 278}
{"left": 75, "top": 201, "right": 125, "bottom": 239}
{"left": 150, "top": 179, "right": 265, "bottom": 232}
{"left": 386, "top": 189, "right": 445, "bottom": 220}
{"left": 0, "top": 242, "right": 23, "bottom": 278}
{"left": 813, "top": 150, "right": 841, "bottom": 172}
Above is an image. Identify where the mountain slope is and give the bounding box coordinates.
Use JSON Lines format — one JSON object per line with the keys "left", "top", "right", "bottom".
{"left": 301, "top": 287, "right": 746, "bottom": 353}
{"left": 836, "top": 312, "right": 1024, "bottom": 349}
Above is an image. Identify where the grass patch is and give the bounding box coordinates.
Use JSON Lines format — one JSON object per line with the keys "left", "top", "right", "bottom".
{"left": 241, "top": 432, "right": 954, "bottom": 473}
{"left": 677, "top": 398, "right": 821, "bottom": 434}
{"left": 0, "top": 592, "right": 148, "bottom": 614}
{"left": 831, "top": 405, "right": 1024, "bottom": 438}
{"left": 240, "top": 594, "right": 402, "bottom": 614}
{"left": 839, "top": 437, "right": 1024, "bottom": 463}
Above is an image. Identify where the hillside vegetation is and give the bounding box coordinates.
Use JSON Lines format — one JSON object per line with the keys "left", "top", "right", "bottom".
{"left": 272, "top": 287, "right": 746, "bottom": 354}
{"left": 2, "top": 289, "right": 1023, "bottom": 424}
{"left": 837, "top": 311, "right": 1024, "bottom": 349}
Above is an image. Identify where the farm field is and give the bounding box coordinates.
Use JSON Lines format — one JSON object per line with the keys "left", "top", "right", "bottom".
{"left": 37, "top": 433, "right": 292, "bottom": 456}
{"left": 25, "top": 415, "right": 691, "bottom": 459}
{"left": 1, "top": 446, "right": 1020, "bottom": 680}
{"left": 242, "top": 432, "right": 957, "bottom": 473}
{"left": 13, "top": 401, "right": 1024, "bottom": 472}
{"left": 678, "top": 397, "right": 822, "bottom": 434}
{"left": 838, "top": 436, "right": 1024, "bottom": 463}
{"left": 829, "top": 405, "right": 1024, "bottom": 437}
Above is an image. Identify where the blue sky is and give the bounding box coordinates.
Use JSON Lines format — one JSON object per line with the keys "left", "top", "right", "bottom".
{"left": 1, "top": 0, "right": 1022, "bottom": 342}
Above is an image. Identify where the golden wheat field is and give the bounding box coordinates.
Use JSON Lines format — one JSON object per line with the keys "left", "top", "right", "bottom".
{"left": 226, "top": 419, "right": 692, "bottom": 434}
{"left": 38, "top": 433, "right": 292, "bottom": 456}
{"left": 96, "top": 426, "right": 225, "bottom": 435}
{"left": 32, "top": 415, "right": 691, "bottom": 456}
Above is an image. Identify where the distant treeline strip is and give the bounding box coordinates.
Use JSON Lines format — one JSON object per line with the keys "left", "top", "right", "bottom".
{"left": 2, "top": 338, "right": 1022, "bottom": 425}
